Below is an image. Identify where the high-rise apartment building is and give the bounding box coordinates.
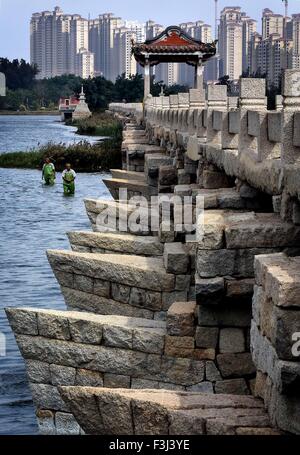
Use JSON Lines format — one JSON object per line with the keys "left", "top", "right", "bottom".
{"left": 30, "top": 7, "right": 90, "bottom": 79}
{"left": 248, "top": 9, "right": 296, "bottom": 88}
{"left": 249, "top": 33, "right": 265, "bottom": 76}
{"left": 88, "top": 13, "right": 124, "bottom": 80}
{"left": 112, "top": 27, "right": 137, "bottom": 80}
{"left": 291, "top": 14, "right": 300, "bottom": 68}
{"left": 88, "top": 18, "right": 101, "bottom": 76}
{"left": 219, "top": 7, "right": 243, "bottom": 80}
{"left": 242, "top": 16, "right": 257, "bottom": 74}
{"left": 125, "top": 21, "right": 146, "bottom": 43}
{"left": 262, "top": 8, "right": 284, "bottom": 39}
{"left": 75, "top": 48, "right": 95, "bottom": 79}
{"left": 267, "top": 34, "right": 291, "bottom": 87}
{"left": 30, "top": 7, "right": 215, "bottom": 87}
{"left": 145, "top": 20, "right": 164, "bottom": 40}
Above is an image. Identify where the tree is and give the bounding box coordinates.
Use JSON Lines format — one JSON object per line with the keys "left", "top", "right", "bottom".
{"left": 0, "top": 57, "right": 193, "bottom": 111}
{"left": 114, "top": 73, "right": 144, "bottom": 102}
{"left": 0, "top": 58, "right": 38, "bottom": 90}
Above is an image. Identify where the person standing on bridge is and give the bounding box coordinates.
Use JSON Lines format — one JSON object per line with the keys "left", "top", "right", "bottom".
{"left": 42, "top": 158, "right": 56, "bottom": 185}
{"left": 62, "top": 163, "right": 76, "bottom": 195}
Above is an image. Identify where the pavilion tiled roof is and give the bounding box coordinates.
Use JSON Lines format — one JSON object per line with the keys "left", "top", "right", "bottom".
{"left": 134, "top": 44, "right": 208, "bottom": 53}
{"left": 132, "top": 26, "right": 216, "bottom": 66}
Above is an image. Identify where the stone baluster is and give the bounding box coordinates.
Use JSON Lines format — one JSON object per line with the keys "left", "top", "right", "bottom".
{"left": 188, "top": 88, "right": 206, "bottom": 136}
{"left": 238, "top": 78, "right": 267, "bottom": 162}
{"left": 156, "top": 97, "right": 163, "bottom": 125}
{"left": 169, "top": 94, "right": 179, "bottom": 132}
{"left": 218, "top": 96, "right": 240, "bottom": 153}
{"left": 177, "top": 93, "right": 190, "bottom": 132}
{"left": 198, "top": 85, "right": 232, "bottom": 188}
{"left": 185, "top": 88, "right": 207, "bottom": 162}
{"left": 228, "top": 96, "right": 239, "bottom": 109}
{"left": 224, "top": 110, "right": 240, "bottom": 151}
{"left": 150, "top": 97, "right": 155, "bottom": 124}
{"left": 144, "top": 96, "right": 152, "bottom": 122}
{"left": 161, "top": 96, "right": 170, "bottom": 128}
{"left": 206, "top": 85, "right": 228, "bottom": 148}
{"left": 275, "top": 95, "right": 283, "bottom": 111}
{"left": 281, "top": 69, "right": 300, "bottom": 165}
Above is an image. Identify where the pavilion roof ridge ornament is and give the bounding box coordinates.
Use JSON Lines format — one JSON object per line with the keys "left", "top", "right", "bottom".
{"left": 132, "top": 25, "right": 217, "bottom": 67}
{"left": 144, "top": 25, "right": 212, "bottom": 46}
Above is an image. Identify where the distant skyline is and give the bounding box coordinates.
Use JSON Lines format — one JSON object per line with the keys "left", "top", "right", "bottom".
{"left": 1, "top": 0, "right": 300, "bottom": 60}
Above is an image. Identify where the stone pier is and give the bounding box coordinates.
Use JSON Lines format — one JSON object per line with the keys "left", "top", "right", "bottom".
{"left": 6, "top": 70, "right": 300, "bottom": 435}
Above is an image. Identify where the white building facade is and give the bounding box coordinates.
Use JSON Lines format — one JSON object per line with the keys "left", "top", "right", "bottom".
{"left": 30, "top": 8, "right": 216, "bottom": 86}
{"left": 30, "top": 7, "right": 91, "bottom": 79}
{"left": 75, "top": 48, "right": 95, "bottom": 79}
{"left": 219, "top": 7, "right": 243, "bottom": 81}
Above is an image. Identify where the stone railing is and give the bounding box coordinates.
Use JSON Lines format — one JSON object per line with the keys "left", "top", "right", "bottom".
{"left": 109, "top": 102, "right": 143, "bottom": 118}
{"left": 111, "top": 70, "right": 299, "bottom": 220}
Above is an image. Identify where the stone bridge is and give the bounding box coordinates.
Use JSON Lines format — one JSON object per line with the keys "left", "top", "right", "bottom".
{"left": 6, "top": 70, "right": 300, "bottom": 435}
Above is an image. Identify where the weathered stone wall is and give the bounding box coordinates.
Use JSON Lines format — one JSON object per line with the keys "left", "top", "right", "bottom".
{"left": 6, "top": 306, "right": 212, "bottom": 433}
{"left": 251, "top": 253, "right": 300, "bottom": 434}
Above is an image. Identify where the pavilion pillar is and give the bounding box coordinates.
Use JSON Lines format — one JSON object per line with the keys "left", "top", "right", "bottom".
{"left": 194, "top": 60, "right": 204, "bottom": 89}
{"left": 144, "top": 60, "right": 151, "bottom": 101}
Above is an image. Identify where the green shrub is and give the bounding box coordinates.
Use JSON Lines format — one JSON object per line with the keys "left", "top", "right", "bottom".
{"left": 0, "top": 112, "right": 123, "bottom": 171}
{"left": 73, "top": 112, "right": 122, "bottom": 137}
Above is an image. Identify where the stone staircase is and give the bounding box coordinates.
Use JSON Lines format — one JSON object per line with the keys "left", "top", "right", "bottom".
{"left": 68, "top": 231, "right": 163, "bottom": 256}
{"left": 6, "top": 74, "right": 300, "bottom": 435}
{"left": 47, "top": 249, "right": 185, "bottom": 319}
{"left": 59, "top": 388, "right": 281, "bottom": 435}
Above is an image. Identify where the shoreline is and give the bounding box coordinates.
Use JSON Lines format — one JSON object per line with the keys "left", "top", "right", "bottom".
{"left": 0, "top": 110, "right": 59, "bottom": 116}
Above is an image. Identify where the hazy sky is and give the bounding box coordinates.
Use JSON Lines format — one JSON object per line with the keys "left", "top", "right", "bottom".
{"left": 1, "top": 0, "right": 300, "bottom": 60}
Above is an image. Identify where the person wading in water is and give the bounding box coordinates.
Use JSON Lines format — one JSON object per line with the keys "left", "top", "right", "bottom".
{"left": 42, "top": 158, "right": 56, "bottom": 185}
{"left": 62, "top": 163, "right": 76, "bottom": 195}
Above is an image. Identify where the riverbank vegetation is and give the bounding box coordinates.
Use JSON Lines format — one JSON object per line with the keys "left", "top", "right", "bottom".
{"left": 0, "top": 139, "right": 122, "bottom": 172}
{"left": 0, "top": 113, "right": 123, "bottom": 171}
{"left": 70, "top": 112, "right": 121, "bottom": 137}
{"left": 0, "top": 58, "right": 188, "bottom": 112}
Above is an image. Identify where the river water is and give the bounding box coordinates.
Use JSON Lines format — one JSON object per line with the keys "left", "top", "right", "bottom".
{"left": 0, "top": 115, "right": 99, "bottom": 153}
{"left": 0, "top": 116, "right": 111, "bottom": 434}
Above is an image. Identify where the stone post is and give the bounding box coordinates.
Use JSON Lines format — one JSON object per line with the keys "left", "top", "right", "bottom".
{"left": 206, "top": 84, "right": 228, "bottom": 147}
{"left": 281, "top": 69, "right": 300, "bottom": 165}
{"left": 177, "top": 93, "right": 190, "bottom": 133}
{"left": 169, "top": 95, "right": 179, "bottom": 147}
{"left": 144, "top": 96, "right": 152, "bottom": 122}
{"left": 200, "top": 85, "right": 230, "bottom": 187}
{"left": 194, "top": 61, "right": 204, "bottom": 90}
{"left": 275, "top": 95, "right": 283, "bottom": 111}
{"left": 186, "top": 89, "right": 206, "bottom": 161}
{"left": 238, "top": 78, "right": 267, "bottom": 161}
{"left": 144, "top": 60, "right": 151, "bottom": 101}
{"left": 151, "top": 97, "right": 158, "bottom": 125}
{"left": 188, "top": 88, "right": 206, "bottom": 136}
{"left": 223, "top": 107, "right": 240, "bottom": 151}
{"left": 159, "top": 96, "right": 169, "bottom": 129}
{"left": 156, "top": 96, "right": 163, "bottom": 126}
